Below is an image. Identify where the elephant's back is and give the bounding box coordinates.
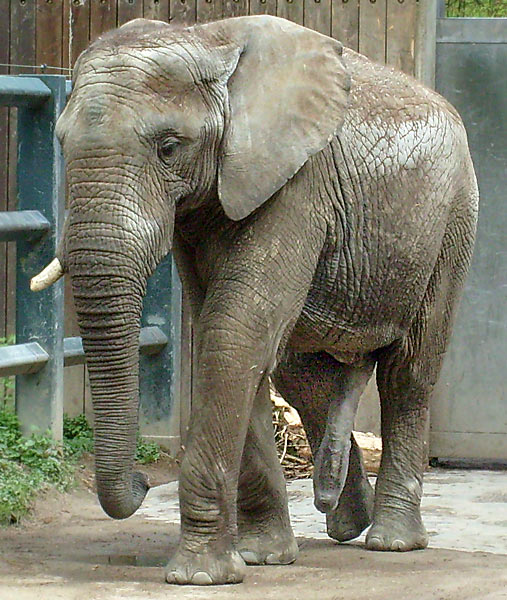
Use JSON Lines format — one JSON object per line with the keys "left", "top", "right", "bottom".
{"left": 341, "top": 47, "right": 463, "bottom": 129}
{"left": 288, "top": 52, "right": 478, "bottom": 360}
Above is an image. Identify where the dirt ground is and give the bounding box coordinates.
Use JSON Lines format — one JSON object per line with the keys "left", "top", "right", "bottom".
{"left": 1, "top": 460, "right": 506, "bottom": 600}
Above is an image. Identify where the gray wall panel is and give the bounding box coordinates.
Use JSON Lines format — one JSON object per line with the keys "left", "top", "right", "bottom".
{"left": 431, "top": 19, "right": 507, "bottom": 459}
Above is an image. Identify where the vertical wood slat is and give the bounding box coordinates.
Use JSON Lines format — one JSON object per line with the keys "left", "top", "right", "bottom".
{"left": 56, "top": 1, "right": 89, "bottom": 417}
{"left": 196, "top": 0, "right": 222, "bottom": 23}
{"left": 143, "top": 0, "right": 170, "bottom": 20}
{"left": 170, "top": 0, "right": 197, "bottom": 24}
{"left": 332, "top": 0, "right": 359, "bottom": 51}
{"left": 90, "top": 0, "right": 117, "bottom": 41}
{"left": 10, "top": 1, "right": 37, "bottom": 73}
{"left": 36, "top": 0, "right": 65, "bottom": 70}
{"left": 7, "top": 1, "right": 37, "bottom": 341}
{"left": 222, "top": 0, "right": 247, "bottom": 18}
{"left": 62, "top": 0, "right": 70, "bottom": 70}
{"left": 63, "top": 0, "right": 91, "bottom": 415}
{"left": 0, "top": 0, "right": 10, "bottom": 344}
{"left": 69, "top": 0, "right": 91, "bottom": 66}
{"left": 414, "top": 0, "right": 437, "bottom": 87}
{"left": 304, "top": 0, "right": 331, "bottom": 36}
{"left": 359, "top": 0, "right": 387, "bottom": 64}
{"left": 249, "top": 0, "right": 276, "bottom": 16}
{"left": 276, "top": 0, "right": 304, "bottom": 25}
{"left": 386, "top": 0, "right": 417, "bottom": 75}
{"left": 118, "top": 0, "right": 144, "bottom": 25}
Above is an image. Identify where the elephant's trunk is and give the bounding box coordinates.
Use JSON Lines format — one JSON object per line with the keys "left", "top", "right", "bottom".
{"left": 68, "top": 233, "right": 150, "bottom": 520}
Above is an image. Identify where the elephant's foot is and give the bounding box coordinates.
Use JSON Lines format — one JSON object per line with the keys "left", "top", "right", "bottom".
{"left": 365, "top": 509, "right": 428, "bottom": 552}
{"left": 165, "top": 546, "right": 246, "bottom": 585}
{"left": 238, "top": 521, "right": 298, "bottom": 565}
{"left": 326, "top": 478, "right": 374, "bottom": 542}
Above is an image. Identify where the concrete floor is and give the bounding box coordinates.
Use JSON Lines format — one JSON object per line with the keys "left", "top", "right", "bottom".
{"left": 140, "top": 468, "right": 507, "bottom": 556}
{"left": 1, "top": 468, "right": 506, "bottom": 600}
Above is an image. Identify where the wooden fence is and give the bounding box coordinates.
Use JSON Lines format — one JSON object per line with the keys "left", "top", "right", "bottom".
{"left": 0, "top": 0, "right": 432, "bottom": 424}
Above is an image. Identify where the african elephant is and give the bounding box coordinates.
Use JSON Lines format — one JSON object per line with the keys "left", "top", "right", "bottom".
{"left": 32, "top": 16, "right": 478, "bottom": 585}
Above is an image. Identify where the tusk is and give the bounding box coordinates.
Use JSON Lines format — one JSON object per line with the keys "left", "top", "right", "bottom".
{"left": 30, "top": 258, "right": 64, "bottom": 292}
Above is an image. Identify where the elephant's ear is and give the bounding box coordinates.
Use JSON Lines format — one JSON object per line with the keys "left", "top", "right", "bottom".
{"left": 195, "top": 16, "right": 350, "bottom": 221}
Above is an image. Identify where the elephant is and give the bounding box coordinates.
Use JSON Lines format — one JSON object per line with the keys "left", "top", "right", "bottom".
{"left": 31, "top": 16, "right": 478, "bottom": 585}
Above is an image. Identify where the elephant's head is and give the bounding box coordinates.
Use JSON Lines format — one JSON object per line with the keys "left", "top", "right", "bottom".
{"left": 31, "top": 16, "right": 350, "bottom": 519}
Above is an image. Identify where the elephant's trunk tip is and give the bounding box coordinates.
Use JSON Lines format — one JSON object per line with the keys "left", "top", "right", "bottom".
{"left": 97, "top": 471, "right": 150, "bottom": 520}
{"left": 30, "top": 258, "right": 64, "bottom": 291}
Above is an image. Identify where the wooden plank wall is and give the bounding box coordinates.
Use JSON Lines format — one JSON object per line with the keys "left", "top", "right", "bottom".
{"left": 0, "top": 0, "right": 419, "bottom": 421}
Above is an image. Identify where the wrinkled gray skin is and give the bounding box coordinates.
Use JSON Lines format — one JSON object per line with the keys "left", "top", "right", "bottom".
{"left": 52, "top": 16, "right": 478, "bottom": 585}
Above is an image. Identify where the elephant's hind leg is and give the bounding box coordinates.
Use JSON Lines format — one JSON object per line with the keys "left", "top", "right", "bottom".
{"left": 273, "top": 352, "right": 375, "bottom": 543}
{"left": 237, "top": 378, "right": 298, "bottom": 565}
{"left": 367, "top": 209, "right": 476, "bottom": 552}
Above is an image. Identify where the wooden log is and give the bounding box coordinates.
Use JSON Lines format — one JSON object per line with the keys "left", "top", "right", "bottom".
{"left": 354, "top": 431, "right": 382, "bottom": 473}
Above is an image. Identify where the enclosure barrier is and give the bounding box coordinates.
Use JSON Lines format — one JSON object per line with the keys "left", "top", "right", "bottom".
{"left": 0, "top": 75, "right": 181, "bottom": 443}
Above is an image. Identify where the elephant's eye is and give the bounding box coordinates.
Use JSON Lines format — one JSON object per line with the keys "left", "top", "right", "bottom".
{"left": 157, "top": 137, "right": 180, "bottom": 161}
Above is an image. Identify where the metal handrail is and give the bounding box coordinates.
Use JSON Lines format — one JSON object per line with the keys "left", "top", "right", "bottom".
{"left": 0, "top": 327, "right": 168, "bottom": 377}
{"left": 0, "top": 210, "right": 51, "bottom": 242}
{"left": 0, "top": 76, "right": 52, "bottom": 107}
{"left": 0, "top": 74, "right": 182, "bottom": 445}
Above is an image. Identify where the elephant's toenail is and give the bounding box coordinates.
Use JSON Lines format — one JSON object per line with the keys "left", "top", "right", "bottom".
{"left": 191, "top": 571, "right": 213, "bottom": 585}
{"left": 366, "top": 536, "right": 384, "bottom": 551}
{"left": 265, "top": 553, "right": 279, "bottom": 564}
{"left": 239, "top": 550, "right": 259, "bottom": 564}
{"left": 391, "top": 539, "right": 407, "bottom": 551}
{"left": 165, "top": 571, "right": 183, "bottom": 584}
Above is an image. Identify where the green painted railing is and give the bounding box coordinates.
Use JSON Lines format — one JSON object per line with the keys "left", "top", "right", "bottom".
{"left": 0, "top": 75, "right": 181, "bottom": 444}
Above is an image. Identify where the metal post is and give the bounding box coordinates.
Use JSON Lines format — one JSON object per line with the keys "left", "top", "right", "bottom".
{"left": 415, "top": 0, "right": 438, "bottom": 88}
{"left": 15, "top": 75, "right": 66, "bottom": 440}
{"left": 437, "top": 0, "right": 447, "bottom": 18}
{"left": 140, "top": 256, "right": 182, "bottom": 454}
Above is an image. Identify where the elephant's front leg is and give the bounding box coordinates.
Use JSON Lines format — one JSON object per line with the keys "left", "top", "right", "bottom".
{"left": 165, "top": 319, "right": 255, "bottom": 585}
{"left": 165, "top": 198, "right": 324, "bottom": 585}
{"left": 165, "top": 296, "right": 306, "bottom": 584}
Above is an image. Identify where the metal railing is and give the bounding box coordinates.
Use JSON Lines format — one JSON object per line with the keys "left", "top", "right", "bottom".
{"left": 0, "top": 75, "right": 181, "bottom": 443}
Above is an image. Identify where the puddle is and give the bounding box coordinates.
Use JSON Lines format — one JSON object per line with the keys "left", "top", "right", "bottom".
{"left": 89, "top": 554, "right": 166, "bottom": 567}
